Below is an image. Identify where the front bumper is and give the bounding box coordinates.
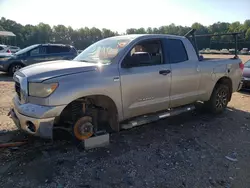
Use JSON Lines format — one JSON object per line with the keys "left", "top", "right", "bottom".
{"left": 0, "top": 64, "right": 7, "bottom": 72}
{"left": 9, "top": 96, "right": 66, "bottom": 139}
{"left": 241, "top": 79, "right": 250, "bottom": 90}
{"left": 0, "top": 61, "right": 10, "bottom": 72}
{"left": 238, "top": 81, "right": 243, "bottom": 91}
{"left": 9, "top": 108, "right": 55, "bottom": 139}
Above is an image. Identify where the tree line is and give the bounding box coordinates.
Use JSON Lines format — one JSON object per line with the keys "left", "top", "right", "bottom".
{"left": 0, "top": 17, "right": 250, "bottom": 50}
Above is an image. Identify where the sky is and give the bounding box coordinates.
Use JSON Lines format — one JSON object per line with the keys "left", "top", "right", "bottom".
{"left": 0, "top": 0, "right": 250, "bottom": 33}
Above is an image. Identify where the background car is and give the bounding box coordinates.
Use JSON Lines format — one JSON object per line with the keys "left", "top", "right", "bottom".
{"left": 0, "top": 45, "right": 20, "bottom": 53}
{"left": 0, "top": 44, "right": 11, "bottom": 53}
{"left": 241, "top": 59, "right": 250, "bottom": 90}
{"left": 0, "top": 43, "right": 78, "bottom": 75}
{"left": 7, "top": 46, "right": 21, "bottom": 53}
{"left": 77, "top": 50, "right": 83, "bottom": 54}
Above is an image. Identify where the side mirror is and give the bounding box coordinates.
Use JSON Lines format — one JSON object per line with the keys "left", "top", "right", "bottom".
{"left": 123, "top": 58, "right": 133, "bottom": 68}
{"left": 122, "top": 55, "right": 135, "bottom": 68}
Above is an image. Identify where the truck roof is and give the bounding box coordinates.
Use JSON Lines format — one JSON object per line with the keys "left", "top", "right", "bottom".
{"left": 108, "top": 34, "right": 186, "bottom": 40}
{"left": 27, "top": 43, "right": 72, "bottom": 47}
{"left": 40, "top": 43, "right": 72, "bottom": 47}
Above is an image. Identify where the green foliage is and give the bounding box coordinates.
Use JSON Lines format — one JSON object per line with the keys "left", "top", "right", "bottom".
{"left": 0, "top": 17, "right": 249, "bottom": 50}
{"left": 246, "top": 28, "right": 250, "bottom": 40}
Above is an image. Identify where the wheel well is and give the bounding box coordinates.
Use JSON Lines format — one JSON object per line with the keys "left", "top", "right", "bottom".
{"left": 55, "top": 95, "right": 119, "bottom": 132}
{"left": 8, "top": 62, "right": 25, "bottom": 71}
{"left": 215, "top": 76, "right": 233, "bottom": 101}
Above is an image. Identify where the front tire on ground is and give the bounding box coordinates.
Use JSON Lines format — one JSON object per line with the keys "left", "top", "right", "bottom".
{"left": 205, "top": 84, "right": 230, "bottom": 114}
{"left": 8, "top": 63, "right": 24, "bottom": 75}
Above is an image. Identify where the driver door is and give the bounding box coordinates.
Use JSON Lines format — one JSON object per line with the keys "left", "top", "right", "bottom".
{"left": 119, "top": 38, "right": 171, "bottom": 120}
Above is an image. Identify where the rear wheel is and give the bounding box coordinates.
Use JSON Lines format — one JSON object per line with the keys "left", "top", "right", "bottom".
{"left": 8, "top": 63, "right": 23, "bottom": 75}
{"left": 205, "top": 84, "right": 230, "bottom": 114}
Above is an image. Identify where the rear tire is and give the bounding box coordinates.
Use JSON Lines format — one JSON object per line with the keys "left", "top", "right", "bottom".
{"left": 8, "top": 63, "right": 24, "bottom": 75}
{"left": 205, "top": 84, "right": 230, "bottom": 114}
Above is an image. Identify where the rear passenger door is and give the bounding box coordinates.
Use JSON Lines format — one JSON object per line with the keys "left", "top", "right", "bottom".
{"left": 163, "top": 38, "right": 200, "bottom": 108}
{"left": 47, "top": 46, "right": 72, "bottom": 61}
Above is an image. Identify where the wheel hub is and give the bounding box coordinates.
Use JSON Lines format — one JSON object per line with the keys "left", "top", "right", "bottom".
{"left": 73, "top": 116, "right": 94, "bottom": 140}
{"left": 216, "top": 89, "right": 228, "bottom": 109}
{"left": 78, "top": 122, "right": 93, "bottom": 135}
{"left": 13, "top": 65, "right": 22, "bottom": 72}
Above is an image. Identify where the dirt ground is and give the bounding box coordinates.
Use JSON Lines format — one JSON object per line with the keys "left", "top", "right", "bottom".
{"left": 0, "top": 55, "right": 250, "bottom": 188}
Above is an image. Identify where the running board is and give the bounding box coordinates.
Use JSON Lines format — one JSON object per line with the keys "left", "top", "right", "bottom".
{"left": 121, "top": 104, "right": 195, "bottom": 129}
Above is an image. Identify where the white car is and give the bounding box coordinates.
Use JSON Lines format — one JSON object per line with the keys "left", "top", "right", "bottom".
{"left": 7, "top": 46, "right": 20, "bottom": 53}
{"left": 0, "top": 44, "right": 10, "bottom": 53}
{"left": 0, "top": 45, "right": 20, "bottom": 53}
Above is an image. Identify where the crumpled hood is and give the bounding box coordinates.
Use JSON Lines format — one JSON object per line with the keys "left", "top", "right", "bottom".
{"left": 19, "top": 60, "right": 99, "bottom": 82}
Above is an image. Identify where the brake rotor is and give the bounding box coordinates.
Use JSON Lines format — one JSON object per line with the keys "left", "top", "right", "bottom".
{"left": 73, "top": 116, "right": 94, "bottom": 141}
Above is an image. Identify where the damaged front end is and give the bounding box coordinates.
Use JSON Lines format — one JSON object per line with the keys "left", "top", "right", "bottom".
{"left": 9, "top": 95, "right": 66, "bottom": 139}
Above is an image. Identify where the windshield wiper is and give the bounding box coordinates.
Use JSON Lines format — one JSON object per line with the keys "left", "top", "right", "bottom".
{"left": 76, "top": 59, "right": 97, "bottom": 63}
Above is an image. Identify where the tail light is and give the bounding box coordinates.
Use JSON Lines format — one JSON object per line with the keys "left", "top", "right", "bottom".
{"left": 6, "top": 49, "right": 11, "bottom": 53}
{"left": 239, "top": 62, "right": 244, "bottom": 71}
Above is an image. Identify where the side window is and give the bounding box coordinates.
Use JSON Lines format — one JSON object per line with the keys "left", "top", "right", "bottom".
{"left": 165, "top": 39, "right": 188, "bottom": 63}
{"left": 122, "top": 39, "right": 163, "bottom": 68}
{"left": 0, "top": 46, "right": 4, "bottom": 50}
{"left": 40, "top": 46, "right": 47, "bottom": 54}
{"left": 30, "top": 47, "right": 47, "bottom": 56}
{"left": 48, "top": 46, "right": 70, "bottom": 54}
{"left": 61, "top": 46, "right": 71, "bottom": 53}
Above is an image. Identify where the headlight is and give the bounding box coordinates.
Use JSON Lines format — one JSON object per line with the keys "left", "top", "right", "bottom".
{"left": 29, "top": 82, "right": 58, "bottom": 97}
{"left": 0, "top": 57, "right": 11, "bottom": 61}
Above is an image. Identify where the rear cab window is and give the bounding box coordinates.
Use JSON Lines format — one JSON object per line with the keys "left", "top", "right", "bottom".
{"left": 163, "top": 38, "right": 188, "bottom": 63}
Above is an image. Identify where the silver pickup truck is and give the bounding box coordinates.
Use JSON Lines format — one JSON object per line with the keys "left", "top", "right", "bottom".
{"left": 9, "top": 33, "right": 243, "bottom": 141}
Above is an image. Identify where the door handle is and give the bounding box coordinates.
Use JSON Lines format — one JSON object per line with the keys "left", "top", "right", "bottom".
{"left": 159, "top": 70, "right": 171, "bottom": 75}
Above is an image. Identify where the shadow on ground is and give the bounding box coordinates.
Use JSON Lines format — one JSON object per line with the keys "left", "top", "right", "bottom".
{"left": 238, "top": 89, "right": 250, "bottom": 95}
{"left": 0, "top": 72, "right": 13, "bottom": 82}
{"left": 1, "top": 107, "right": 250, "bottom": 187}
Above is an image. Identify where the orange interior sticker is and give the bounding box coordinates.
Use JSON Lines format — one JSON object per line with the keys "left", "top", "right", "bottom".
{"left": 118, "top": 41, "right": 129, "bottom": 48}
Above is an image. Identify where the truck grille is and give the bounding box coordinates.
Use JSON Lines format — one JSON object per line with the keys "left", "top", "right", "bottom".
{"left": 15, "top": 82, "right": 21, "bottom": 100}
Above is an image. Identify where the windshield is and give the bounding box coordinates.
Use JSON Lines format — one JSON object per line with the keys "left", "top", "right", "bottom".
{"left": 73, "top": 37, "right": 133, "bottom": 64}
{"left": 15, "top": 44, "right": 39, "bottom": 55}
{"left": 245, "top": 60, "right": 250, "bottom": 68}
